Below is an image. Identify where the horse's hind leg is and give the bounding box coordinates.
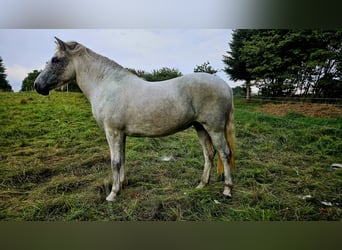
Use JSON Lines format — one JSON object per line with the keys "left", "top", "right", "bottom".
{"left": 194, "top": 123, "right": 216, "bottom": 189}
{"left": 119, "top": 136, "right": 127, "bottom": 188}
{"left": 206, "top": 129, "right": 233, "bottom": 198}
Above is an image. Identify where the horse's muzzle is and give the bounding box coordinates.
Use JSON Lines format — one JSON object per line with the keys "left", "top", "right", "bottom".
{"left": 34, "top": 82, "right": 50, "bottom": 96}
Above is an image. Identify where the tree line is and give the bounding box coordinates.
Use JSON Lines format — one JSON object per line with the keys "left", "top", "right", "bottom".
{"left": 0, "top": 60, "right": 217, "bottom": 93}
{"left": 223, "top": 29, "right": 342, "bottom": 98}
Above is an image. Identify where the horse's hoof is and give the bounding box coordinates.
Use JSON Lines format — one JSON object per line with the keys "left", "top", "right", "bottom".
{"left": 106, "top": 192, "right": 117, "bottom": 202}
{"left": 196, "top": 182, "right": 205, "bottom": 189}
{"left": 223, "top": 189, "right": 232, "bottom": 199}
{"left": 223, "top": 193, "right": 232, "bottom": 199}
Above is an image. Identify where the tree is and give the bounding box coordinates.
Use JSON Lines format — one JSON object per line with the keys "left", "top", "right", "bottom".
{"left": 193, "top": 61, "right": 218, "bottom": 74}
{"left": 232, "top": 86, "right": 246, "bottom": 97}
{"left": 223, "top": 29, "right": 256, "bottom": 99}
{"left": 145, "top": 67, "right": 182, "bottom": 81}
{"left": 21, "top": 69, "right": 82, "bottom": 93}
{"left": 0, "top": 56, "right": 13, "bottom": 92}
{"left": 21, "top": 69, "right": 41, "bottom": 91}
{"left": 127, "top": 67, "right": 182, "bottom": 81}
{"left": 224, "top": 29, "right": 342, "bottom": 98}
{"left": 308, "top": 30, "right": 342, "bottom": 97}
{"left": 126, "top": 68, "right": 148, "bottom": 78}
{"left": 240, "top": 30, "right": 290, "bottom": 96}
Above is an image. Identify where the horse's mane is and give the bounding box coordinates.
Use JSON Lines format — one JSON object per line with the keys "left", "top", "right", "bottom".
{"left": 63, "top": 41, "right": 129, "bottom": 74}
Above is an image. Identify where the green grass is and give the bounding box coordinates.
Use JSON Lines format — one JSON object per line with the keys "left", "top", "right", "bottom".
{"left": 0, "top": 92, "right": 341, "bottom": 221}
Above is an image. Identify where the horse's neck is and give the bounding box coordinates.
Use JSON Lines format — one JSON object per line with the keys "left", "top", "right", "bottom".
{"left": 74, "top": 52, "right": 129, "bottom": 101}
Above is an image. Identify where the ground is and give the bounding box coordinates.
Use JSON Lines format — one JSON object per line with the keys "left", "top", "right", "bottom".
{"left": 259, "top": 102, "right": 342, "bottom": 118}
{"left": 0, "top": 92, "right": 341, "bottom": 221}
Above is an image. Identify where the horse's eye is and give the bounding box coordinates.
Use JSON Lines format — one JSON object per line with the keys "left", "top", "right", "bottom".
{"left": 52, "top": 57, "right": 60, "bottom": 63}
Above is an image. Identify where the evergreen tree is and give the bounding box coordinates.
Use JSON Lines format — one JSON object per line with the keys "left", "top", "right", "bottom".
{"left": 240, "top": 29, "right": 290, "bottom": 96}
{"left": 0, "top": 56, "right": 13, "bottom": 92}
{"left": 224, "top": 29, "right": 342, "bottom": 98}
{"left": 223, "top": 30, "right": 256, "bottom": 99}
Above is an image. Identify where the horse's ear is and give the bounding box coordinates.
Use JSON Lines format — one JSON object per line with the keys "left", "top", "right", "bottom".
{"left": 55, "top": 37, "right": 78, "bottom": 52}
{"left": 55, "top": 37, "right": 66, "bottom": 51}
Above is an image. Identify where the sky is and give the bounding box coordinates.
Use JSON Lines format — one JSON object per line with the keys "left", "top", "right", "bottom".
{"left": 0, "top": 29, "right": 243, "bottom": 92}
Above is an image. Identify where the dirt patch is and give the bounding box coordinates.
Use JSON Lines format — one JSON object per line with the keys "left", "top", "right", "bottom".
{"left": 258, "top": 103, "right": 342, "bottom": 118}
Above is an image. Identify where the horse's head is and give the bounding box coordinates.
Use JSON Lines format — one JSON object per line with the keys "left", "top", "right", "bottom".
{"left": 34, "top": 37, "right": 78, "bottom": 95}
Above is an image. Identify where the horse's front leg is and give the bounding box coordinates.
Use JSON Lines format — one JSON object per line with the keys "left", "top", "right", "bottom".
{"left": 104, "top": 128, "right": 126, "bottom": 202}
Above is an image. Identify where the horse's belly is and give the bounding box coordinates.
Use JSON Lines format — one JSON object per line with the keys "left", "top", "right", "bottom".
{"left": 124, "top": 117, "right": 194, "bottom": 137}
{"left": 123, "top": 92, "right": 196, "bottom": 137}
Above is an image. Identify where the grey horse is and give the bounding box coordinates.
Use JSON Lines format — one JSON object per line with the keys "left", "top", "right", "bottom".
{"left": 34, "top": 37, "right": 235, "bottom": 201}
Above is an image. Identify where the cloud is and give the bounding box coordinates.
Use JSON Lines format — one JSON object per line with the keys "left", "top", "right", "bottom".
{"left": 6, "top": 64, "right": 44, "bottom": 92}
{"left": 90, "top": 30, "right": 231, "bottom": 74}
{"left": 90, "top": 30, "right": 182, "bottom": 70}
{"left": 6, "top": 64, "right": 30, "bottom": 81}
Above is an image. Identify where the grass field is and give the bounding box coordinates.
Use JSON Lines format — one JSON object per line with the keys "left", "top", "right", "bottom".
{"left": 0, "top": 91, "right": 341, "bottom": 221}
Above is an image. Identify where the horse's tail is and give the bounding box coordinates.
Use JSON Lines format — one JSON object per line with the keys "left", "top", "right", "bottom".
{"left": 217, "top": 94, "right": 235, "bottom": 174}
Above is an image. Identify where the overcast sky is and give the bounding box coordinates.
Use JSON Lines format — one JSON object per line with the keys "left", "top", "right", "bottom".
{"left": 0, "top": 29, "right": 242, "bottom": 92}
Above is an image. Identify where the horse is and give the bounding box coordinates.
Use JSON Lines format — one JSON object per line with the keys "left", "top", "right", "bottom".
{"left": 34, "top": 37, "right": 235, "bottom": 202}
